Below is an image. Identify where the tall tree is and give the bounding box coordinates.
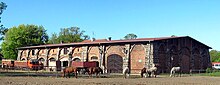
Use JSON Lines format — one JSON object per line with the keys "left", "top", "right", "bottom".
{"left": 48, "top": 27, "right": 90, "bottom": 44}
{"left": 210, "top": 50, "right": 220, "bottom": 62}
{"left": 1, "top": 24, "right": 48, "bottom": 59}
{"left": 0, "top": 2, "right": 8, "bottom": 41}
{"left": 124, "top": 33, "right": 137, "bottom": 40}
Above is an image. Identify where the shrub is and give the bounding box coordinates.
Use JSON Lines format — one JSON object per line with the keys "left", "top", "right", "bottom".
{"left": 206, "top": 68, "right": 212, "bottom": 73}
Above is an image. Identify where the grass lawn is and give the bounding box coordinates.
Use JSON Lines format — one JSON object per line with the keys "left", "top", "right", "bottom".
{"left": 198, "top": 71, "right": 220, "bottom": 77}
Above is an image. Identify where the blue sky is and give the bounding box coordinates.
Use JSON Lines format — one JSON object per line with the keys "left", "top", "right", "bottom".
{"left": 1, "top": 0, "right": 220, "bottom": 50}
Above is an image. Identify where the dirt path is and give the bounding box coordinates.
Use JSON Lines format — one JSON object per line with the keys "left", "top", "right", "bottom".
{"left": 0, "top": 76, "right": 220, "bottom": 85}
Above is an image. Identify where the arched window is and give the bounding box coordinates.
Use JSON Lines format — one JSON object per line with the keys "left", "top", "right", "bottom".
{"left": 39, "top": 58, "right": 45, "bottom": 62}
{"left": 91, "top": 56, "right": 98, "bottom": 60}
{"left": 73, "top": 58, "right": 81, "bottom": 62}
{"left": 21, "top": 58, "right": 26, "bottom": 61}
{"left": 32, "top": 50, "right": 35, "bottom": 55}
{"left": 49, "top": 58, "right": 56, "bottom": 62}
{"left": 64, "top": 48, "right": 68, "bottom": 54}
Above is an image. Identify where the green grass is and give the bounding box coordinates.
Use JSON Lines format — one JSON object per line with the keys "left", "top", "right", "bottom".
{"left": 199, "top": 72, "right": 220, "bottom": 77}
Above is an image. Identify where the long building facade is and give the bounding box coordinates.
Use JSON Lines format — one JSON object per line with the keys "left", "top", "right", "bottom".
{"left": 17, "top": 36, "right": 211, "bottom": 73}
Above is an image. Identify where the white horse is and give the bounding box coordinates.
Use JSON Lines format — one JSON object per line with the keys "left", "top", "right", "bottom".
{"left": 170, "top": 67, "right": 181, "bottom": 77}
{"left": 123, "top": 66, "right": 130, "bottom": 78}
{"left": 146, "top": 66, "right": 157, "bottom": 77}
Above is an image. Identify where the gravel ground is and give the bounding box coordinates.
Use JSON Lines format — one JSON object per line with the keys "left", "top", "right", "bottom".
{"left": 0, "top": 76, "right": 220, "bottom": 85}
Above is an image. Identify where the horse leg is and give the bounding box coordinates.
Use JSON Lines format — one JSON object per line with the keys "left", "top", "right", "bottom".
{"left": 98, "top": 72, "right": 101, "bottom": 78}
{"left": 96, "top": 72, "right": 100, "bottom": 78}
{"left": 170, "top": 70, "right": 173, "bottom": 77}
{"left": 65, "top": 72, "right": 68, "bottom": 78}
{"left": 141, "top": 72, "right": 144, "bottom": 78}
{"left": 141, "top": 71, "right": 146, "bottom": 78}
{"left": 75, "top": 71, "right": 78, "bottom": 78}
{"left": 148, "top": 72, "right": 151, "bottom": 78}
{"left": 64, "top": 72, "right": 67, "bottom": 78}
{"left": 124, "top": 73, "right": 126, "bottom": 78}
{"left": 154, "top": 71, "right": 156, "bottom": 78}
{"left": 88, "top": 73, "right": 90, "bottom": 78}
{"left": 63, "top": 71, "right": 65, "bottom": 78}
{"left": 144, "top": 73, "right": 147, "bottom": 78}
{"left": 68, "top": 72, "right": 70, "bottom": 78}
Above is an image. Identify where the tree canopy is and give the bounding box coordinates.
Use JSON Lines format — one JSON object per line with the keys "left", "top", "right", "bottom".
{"left": 1, "top": 24, "right": 48, "bottom": 59}
{"left": 124, "top": 33, "right": 137, "bottom": 40}
{"left": 210, "top": 50, "right": 220, "bottom": 62}
{"left": 0, "top": 2, "right": 8, "bottom": 41}
{"left": 48, "top": 27, "right": 89, "bottom": 44}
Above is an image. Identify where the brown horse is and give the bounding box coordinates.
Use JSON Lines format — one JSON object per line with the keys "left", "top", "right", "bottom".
{"left": 87, "top": 67, "right": 103, "bottom": 78}
{"left": 141, "top": 67, "right": 147, "bottom": 78}
{"left": 63, "top": 67, "right": 78, "bottom": 78}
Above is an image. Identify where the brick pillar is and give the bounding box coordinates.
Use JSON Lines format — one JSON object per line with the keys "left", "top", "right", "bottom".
{"left": 123, "top": 44, "right": 130, "bottom": 69}
{"left": 68, "top": 47, "right": 73, "bottom": 67}
{"left": 82, "top": 46, "right": 89, "bottom": 62}
{"left": 123, "top": 44, "right": 135, "bottom": 73}
{"left": 45, "top": 49, "right": 50, "bottom": 67}
{"left": 36, "top": 49, "right": 40, "bottom": 59}
{"left": 99, "top": 45, "right": 106, "bottom": 67}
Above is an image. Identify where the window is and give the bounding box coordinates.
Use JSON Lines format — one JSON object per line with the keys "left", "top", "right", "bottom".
{"left": 91, "top": 56, "right": 98, "bottom": 60}
{"left": 21, "top": 58, "right": 26, "bottom": 61}
{"left": 39, "top": 58, "right": 45, "bottom": 62}
{"left": 63, "top": 61, "right": 68, "bottom": 67}
{"left": 73, "top": 58, "right": 81, "bottom": 62}
{"left": 49, "top": 58, "right": 56, "bottom": 62}
{"left": 32, "top": 50, "right": 35, "bottom": 55}
{"left": 64, "top": 48, "right": 68, "bottom": 54}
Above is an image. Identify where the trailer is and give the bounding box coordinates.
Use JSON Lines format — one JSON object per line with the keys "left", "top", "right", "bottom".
{"left": 71, "top": 61, "right": 98, "bottom": 68}
{"left": 1, "top": 59, "right": 43, "bottom": 70}
{"left": 70, "top": 61, "right": 99, "bottom": 74}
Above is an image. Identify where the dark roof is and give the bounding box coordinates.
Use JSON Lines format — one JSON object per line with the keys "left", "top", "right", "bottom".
{"left": 17, "top": 36, "right": 211, "bottom": 50}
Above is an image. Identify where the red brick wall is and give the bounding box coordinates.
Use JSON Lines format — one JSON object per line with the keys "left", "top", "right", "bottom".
{"left": 130, "top": 44, "right": 145, "bottom": 74}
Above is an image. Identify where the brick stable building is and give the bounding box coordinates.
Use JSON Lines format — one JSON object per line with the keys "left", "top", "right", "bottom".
{"left": 17, "top": 36, "right": 211, "bottom": 73}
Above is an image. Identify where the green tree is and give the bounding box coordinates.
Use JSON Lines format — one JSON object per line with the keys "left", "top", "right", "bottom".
{"left": 124, "top": 33, "right": 137, "bottom": 40}
{"left": 210, "top": 50, "right": 220, "bottom": 62}
{"left": 0, "top": 2, "right": 8, "bottom": 41}
{"left": 1, "top": 24, "right": 48, "bottom": 59}
{"left": 48, "top": 27, "right": 89, "bottom": 44}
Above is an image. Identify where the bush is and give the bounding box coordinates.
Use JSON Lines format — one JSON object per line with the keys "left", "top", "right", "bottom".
{"left": 206, "top": 68, "right": 212, "bottom": 73}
